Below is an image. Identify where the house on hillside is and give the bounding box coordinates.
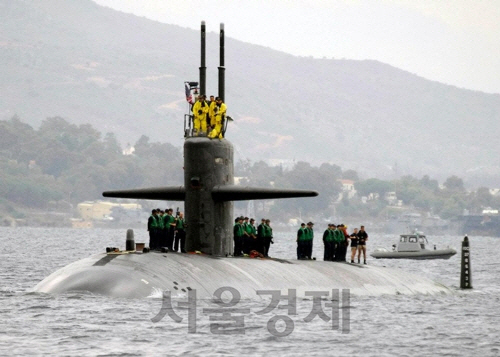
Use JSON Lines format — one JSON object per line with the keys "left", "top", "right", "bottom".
{"left": 489, "top": 189, "right": 500, "bottom": 197}
{"left": 337, "top": 179, "right": 357, "bottom": 200}
{"left": 384, "top": 192, "right": 402, "bottom": 206}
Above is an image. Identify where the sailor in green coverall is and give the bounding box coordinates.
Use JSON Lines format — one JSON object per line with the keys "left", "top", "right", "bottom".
{"left": 233, "top": 216, "right": 245, "bottom": 256}
{"left": 163, "top": 208, "right": 177, "bottom": 251}
{"left": 297, "top": 223, "right": 307, "bottom": 259}
{"left": 323, "top": 224, "right": 335, "bottom": 261}
{"left": 263, "top": 219, "right": 273, "bottom": 257}
{"left": 333, "top": 224, "right": 345, "bottom": 261}
{"left": 243, "top": 218, "right": 257, "bottom": 253}
{"left": 148, "top": 209, "right": 159, "bottom": 250}
{"left": 304, "top": 222, "right": 314, "bottom": 259}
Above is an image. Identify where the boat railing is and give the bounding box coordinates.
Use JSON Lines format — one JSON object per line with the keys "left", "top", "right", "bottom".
{"left": 184, "top": 114, "right": 193, "bottom": 137}
{"left": 183, "top": 113, "right": 231, "bottom": 139}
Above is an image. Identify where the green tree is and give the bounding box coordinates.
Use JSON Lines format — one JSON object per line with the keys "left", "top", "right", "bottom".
{"left": 440, "top": 195, "right": 466, "bottom": 218}
{"left": 103, "top": 132, "right": 123, "bottom": 157}
{"left": 465, "top": 187, "right": 492, "bottom": 214}
{"left": 420, "top": 175, "right": 439, "bottom": 190}
{"left": 356, "top": 178, "right": 393, "bottom": 197}
{"left": 273, "top": 161, "right": 341, "bottom": 218}
{"left": 443, "top": 175, "right": 465, "bottom": 192}
{"left": 342, "top": 169, "right": 359, "bottom": 181}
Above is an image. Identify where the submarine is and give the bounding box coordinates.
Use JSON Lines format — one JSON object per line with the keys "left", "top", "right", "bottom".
{"left": 34, "top": 22, "right": 451, "bottom": 298}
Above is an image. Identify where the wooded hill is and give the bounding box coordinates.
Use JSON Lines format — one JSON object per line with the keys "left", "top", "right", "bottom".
{"left": 1, "top": 0, "right": 500, "bottom": 186}
{"left": 2, "top": 117, "right": 498, "bottom": 226}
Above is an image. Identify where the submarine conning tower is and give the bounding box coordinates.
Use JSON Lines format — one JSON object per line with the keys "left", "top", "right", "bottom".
{"left": 103, "top": 22, "right": 318, "bottom": 256}
{"left": 184, "top": 138, "right": 234, "bottom": 255}
{"left": 184, "top": 22, "right": 229, "bottom": 255}
{"left": 182, "top": 22, "right": 232, "bottom": 255}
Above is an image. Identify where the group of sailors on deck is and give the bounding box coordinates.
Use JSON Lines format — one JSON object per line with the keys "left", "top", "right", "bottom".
{"left": 233, "top": 217, "right": 273, "bottom": 258}
{"left": 147, "top": 209, "right": 186, "bottom": 253}
{"left": 147, "top": 210, "right": 368, "bottom": 264}
{"left": 297, "top": 223, "right": 368, "bottom": 264}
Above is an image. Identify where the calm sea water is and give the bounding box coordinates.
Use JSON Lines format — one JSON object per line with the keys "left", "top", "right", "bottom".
{"left": 0, "top": 227, "right": 498, "bottom": 356}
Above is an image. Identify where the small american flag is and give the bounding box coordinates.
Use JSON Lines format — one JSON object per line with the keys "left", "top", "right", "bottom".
{"left": 185, "top": 83, "right": 194, "bottom": 104}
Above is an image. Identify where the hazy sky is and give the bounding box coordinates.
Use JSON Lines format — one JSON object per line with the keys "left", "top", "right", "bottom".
{"left": 92, "top": 0, "right": 500, "bottom": 94}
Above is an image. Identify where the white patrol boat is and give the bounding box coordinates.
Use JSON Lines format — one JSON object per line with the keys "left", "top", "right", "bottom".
{"left": 371, "top": 233, "right": 456, "bottom": 260}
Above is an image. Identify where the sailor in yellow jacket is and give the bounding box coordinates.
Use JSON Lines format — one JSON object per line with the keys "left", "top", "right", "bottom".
{"left": 208, "top": 96, "right": 217, "bottom": 128}
{"left": 192, "top": 95, "right": 209, "bottom": 135}
{"left": 208, "top": 97, "right": 226, "bottom": 139}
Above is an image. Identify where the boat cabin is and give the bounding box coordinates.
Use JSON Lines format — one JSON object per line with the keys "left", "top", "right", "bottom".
{"left": 395, "top": 234, "right": 428, "bottom": 252}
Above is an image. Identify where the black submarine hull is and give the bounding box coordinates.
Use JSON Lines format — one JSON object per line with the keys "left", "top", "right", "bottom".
{"left": 34, "top": 251, "right": 451, "bottom": 298}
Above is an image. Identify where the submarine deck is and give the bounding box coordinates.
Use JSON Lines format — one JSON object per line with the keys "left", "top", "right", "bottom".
{"left": 34, "top": 251, "right": 451, "bottom": 299}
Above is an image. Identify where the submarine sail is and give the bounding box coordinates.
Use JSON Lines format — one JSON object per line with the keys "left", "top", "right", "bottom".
{"left": 103, "top": 22, "right": 318, "bottom": 256}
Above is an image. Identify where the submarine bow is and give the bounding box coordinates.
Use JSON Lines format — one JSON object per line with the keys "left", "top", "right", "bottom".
{"left": 35, "top": 252, "right": 451, "bottom": 299}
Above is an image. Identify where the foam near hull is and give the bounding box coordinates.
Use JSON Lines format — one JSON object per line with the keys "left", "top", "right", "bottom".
{"left": 34, "top": 252, "right": 451, "bottom": 299}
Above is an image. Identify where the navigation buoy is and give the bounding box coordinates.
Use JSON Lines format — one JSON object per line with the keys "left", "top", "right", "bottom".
{"left": 460, "top": 236, "right": 472, "bottom": 289}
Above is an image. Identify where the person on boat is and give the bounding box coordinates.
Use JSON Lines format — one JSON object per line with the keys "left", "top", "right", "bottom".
{"left": 233, "top": 216, "right": 245, "bottom": 256}
{"left": 256, "top": 218, "right": 266, "bottom": 255}
{"left": 208, "top": 95, "right": 216, "bottom": 130}
{"left": 304, "top": 222, "right": 314, "bottom": 259}
{"left": 148, "top": 209, "right": 159, "bottom": 250}
{"left": 357, "top": 225, "right": 368, "bottom": 264}
{"left": 330, "top": 224, "right": 337, "bottom": 261}
{"left": 323, "top": 224, "right": 335, "bottom": 261}
{"left": 349, "top": 228, "right": 359, "bottom": 263}
{"left": 340, "top": 224, "right": 350, "bottom": 261}
{"left": 174, "top": 212, "right": 186, "bottom": 253}
{"left": 263, "top": 219, "right": 274, "bottom": 257}
{"left": 297, "top": 223, "right": 307, "bottom": 259}
{"left": 242, "top": 217, "right": 253, "bottom": 254}
{"left": 333, "top": 225, "right": 344, "bottom": 261}
{"left": 248, "top": 218, "right": 258, "bottom": 251}
{"left": 164, "top": 208, "right": 177, "bottom": 251}
{"left": 157, "top": 209, "right": 166, "bottom": 249}
{"left": 208, "top": 97, "right": 226, "bottom": 139}
{"left": 192, "top": 94, "right": 209, "bottom": 135}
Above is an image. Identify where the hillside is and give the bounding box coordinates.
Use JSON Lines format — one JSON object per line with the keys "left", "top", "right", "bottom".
{"left": 1, "top": 0, "right": 500, "bottom": 186}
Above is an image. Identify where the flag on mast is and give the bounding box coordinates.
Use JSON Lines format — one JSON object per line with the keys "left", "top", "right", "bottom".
{"left": 185, "top": 83, "right": 194, "bottom": 104}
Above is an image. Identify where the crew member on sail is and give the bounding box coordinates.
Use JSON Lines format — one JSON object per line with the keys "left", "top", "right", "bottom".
{"left": 192, "top": 95, "right": 209, "bottom": 135}
{"left": 208, "top": 97, "right": 226, "bottom": 139}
